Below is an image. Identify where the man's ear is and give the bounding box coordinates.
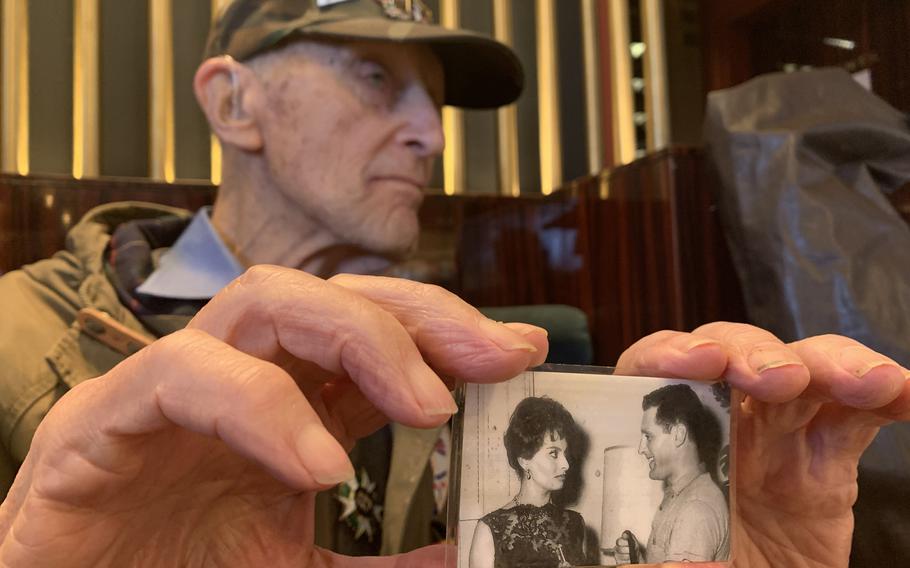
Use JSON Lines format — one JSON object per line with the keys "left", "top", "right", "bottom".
{"left": 671, "top": 423, "right": 688, "bottom": 447}
{"left": 194, "top": 57, "right": 264, "bottom": 152}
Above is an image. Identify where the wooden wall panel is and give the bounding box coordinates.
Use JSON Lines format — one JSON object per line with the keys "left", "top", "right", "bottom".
{"left": 703, "top": 0, "right": 910, "bottom": 113}
{"left": 0, "top": 175, "right": 214, "bottom": 273}
{"left": 867, "top": 0, "right": 910, "bottom": 113}
{"left": 99, "top": 0, "right": 149, "bottom": 177}
{"left": 0, "top": 148, "right": 748, "bottom": 365}
{"left": 424, "top": 148, "right": 747, "bottom": 364}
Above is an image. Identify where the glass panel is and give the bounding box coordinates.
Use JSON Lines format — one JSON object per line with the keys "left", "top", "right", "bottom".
{"left": 29, "top": 0, "right": 73, "bottom": 175}
{"left": 462, "top": 0, "right": 498, "bottom": 194}
{"left": 173, "top": 0, "right": 212, "bottom": 181}
{"left": 100, "top": 0, "right": 149, "bottom": 177}
{"left": 513, "top": 0, "right": 540, "bottom": 194}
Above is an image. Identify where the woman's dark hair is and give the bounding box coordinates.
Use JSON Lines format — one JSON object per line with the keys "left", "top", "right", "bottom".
{"left": 503, "top": 396, "right": 578, "bottom": 479}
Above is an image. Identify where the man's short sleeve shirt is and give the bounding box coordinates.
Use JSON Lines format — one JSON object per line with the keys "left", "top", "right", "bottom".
{"left": 646, "top": 472, "right": 730, "bottom": 563}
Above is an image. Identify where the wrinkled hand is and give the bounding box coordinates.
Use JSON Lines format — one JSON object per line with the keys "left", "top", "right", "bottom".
{"left": 616, "top": 322, "right": 910, "bottom": 568}
{"left": 0, "top": 267, "right": 548, "bottom": 567}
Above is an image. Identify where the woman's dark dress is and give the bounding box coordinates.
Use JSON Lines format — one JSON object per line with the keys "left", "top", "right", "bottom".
{"left": 480, "top": 503, "right": 586, "bottom": 568}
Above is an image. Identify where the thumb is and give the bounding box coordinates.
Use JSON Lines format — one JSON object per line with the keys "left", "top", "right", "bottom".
{"left": 390, "top": 544, "right": 451, "bottom": 568}
{"left": 316, "top": 543, "right": 451, "bottom": 568}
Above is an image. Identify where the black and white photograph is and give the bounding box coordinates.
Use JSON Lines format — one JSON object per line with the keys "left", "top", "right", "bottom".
{"left": 453, "top": 368, "right": 732, "bottom": 567}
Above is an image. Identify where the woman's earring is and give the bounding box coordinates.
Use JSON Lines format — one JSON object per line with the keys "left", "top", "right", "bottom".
{"left": 526, "top": 469, "right": 531, "bottom": 480}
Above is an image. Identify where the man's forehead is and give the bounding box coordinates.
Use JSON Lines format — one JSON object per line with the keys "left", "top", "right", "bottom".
{"left": 257, "top": 38, "right": 444, "bottom": 93}
{"left": 641, "top": 407, "right": 659, "bottom": 426}
{"left": 261, "top": 37, "right": 438, "bottom": 68}
{"left": 348, "top": 39, "right": 442, "bottom": 70}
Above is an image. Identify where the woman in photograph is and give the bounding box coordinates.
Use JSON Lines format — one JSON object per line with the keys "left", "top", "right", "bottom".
{"left": 469, "top": 397, "right": 589, "bottom": 568}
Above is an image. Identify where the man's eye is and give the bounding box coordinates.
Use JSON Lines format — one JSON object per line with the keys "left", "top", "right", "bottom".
{"left": 360, "top": 62, "right": 389, "bottom": 86}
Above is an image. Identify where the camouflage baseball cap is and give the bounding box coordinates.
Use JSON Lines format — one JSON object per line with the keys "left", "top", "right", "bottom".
{"left": 205, "top": 0, "right": 524, "bottom": 109}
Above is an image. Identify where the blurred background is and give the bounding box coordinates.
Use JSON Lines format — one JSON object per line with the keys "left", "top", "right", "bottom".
{"left": 2, "top": 0, "right": 907, "bottom": 193}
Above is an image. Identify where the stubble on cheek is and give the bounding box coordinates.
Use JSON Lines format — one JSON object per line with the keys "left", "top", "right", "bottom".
{"left": 264, "top": 80, "right": 356, "bottom": 203}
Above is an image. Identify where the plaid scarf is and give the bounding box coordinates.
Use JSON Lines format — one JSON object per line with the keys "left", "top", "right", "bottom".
{"left": 104, "top": 215, "right": 207, "bottom": 337}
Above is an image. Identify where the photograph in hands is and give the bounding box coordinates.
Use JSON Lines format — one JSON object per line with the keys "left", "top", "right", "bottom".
{"left": 448, "top": 366, "right": 733, "bottom": 567}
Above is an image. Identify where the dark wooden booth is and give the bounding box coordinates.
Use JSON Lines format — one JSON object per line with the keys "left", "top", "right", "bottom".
{"left": 0, "top": 147, "right": 746, "bottom": 365}
{"left": 703, "top": 0, "right": 910, "bottom": 114}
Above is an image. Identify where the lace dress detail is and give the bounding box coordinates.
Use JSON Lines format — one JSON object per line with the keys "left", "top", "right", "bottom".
{"left": 480, "top": 503, "right": 586, "bottom": 568}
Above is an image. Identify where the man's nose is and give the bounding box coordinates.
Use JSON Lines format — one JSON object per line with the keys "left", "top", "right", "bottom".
{"left": 638, "top": 437, "right": 647, "bottom": 455}
{"left": 396, "top": 82, "right": 445, "bottom": 158}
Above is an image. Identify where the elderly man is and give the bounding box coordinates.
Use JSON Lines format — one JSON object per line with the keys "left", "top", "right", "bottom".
{"left": 1, "top": 0, "right": 522, "bottom": 556}
{"left": 0, "top": 1, "right": 907, "bottom": 566}
{"left": 616, "top": 384, "right": 729, "bottom": 564}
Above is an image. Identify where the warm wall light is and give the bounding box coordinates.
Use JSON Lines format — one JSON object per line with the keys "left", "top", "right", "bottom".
{"left": 440, "top": 0, "right": 464, "bottom": 195}
{"left": 150, "top": 0, "right": 176, "bottom": 183}
{"left": 608, "top": 0, "right": 636, "bottom": 166}
{"left": 581, "top": 0, "right": 603, "bottom": 175}
{"left": 641, "top": 0, "right": 670, "bottom": 152}
{"left": 211, "top": 0, "right": 229, "bottom": 186}
{"left": 2, "top": 0, "right": 30, "bottom": 175}
{"left": 73, "top": 0, "right": 100, "bottom": 179}
{"left": 823, "top": 37, "right": 856, "bottom": 51}
{"left": 492, "top": 0, "right": 520, "bottom": 197}
{"left": 211, "top": 134, "right": 223, "bottom": 186}
{"left": 536, "top": 0, "right": 562, "bottom": 196}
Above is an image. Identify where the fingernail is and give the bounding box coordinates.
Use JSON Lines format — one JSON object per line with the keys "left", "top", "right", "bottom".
{"left": 838, "top": 345, "right": 900, "bottom": 378}
{"left": 411, "top": 368, "right": 460, "bottom": 417}
{"left": 316, "top": 468, "right": 356, "bottom": 486}
{"left": 529, "top": 349, "right": 549, "bottom": 368}
{"left": 298, "top": 426, "right": 354, "bottom": 485}
{"left": 425, "top": 400, "right": 460, "bottom": 417}
{"left": 423, "top": 396, "right": 459, "bottom": 418}
{"left": 857, "top": 361, "right": 900, "bottom": 378}
{"left": 755, "top": 360, "right": 799, "bottom": 373}
{"left": 756, "top": 360, "right": 791, "bottom": 373}
{"left": 504, "top": 321, "right": 549, "bottom": 338}
{"left": 479, "top": 319, "right": 538, "bottom": 353}
{"left": 684, "top": 339, "right": 719, "bottom": 353}
{"left": 748, "top": 350, "right": 802, "bottom": 374}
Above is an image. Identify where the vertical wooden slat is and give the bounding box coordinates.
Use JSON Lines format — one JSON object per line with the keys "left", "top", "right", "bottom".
{"left": 1, "top": 0, "right": 29, "bottom": 174}
{"left": 581, "top": 0, "right": 603, "bottom": 175}
{"left": 596, "top": 0, "right": 615, "bottom": 169}
{"left": 73, "top": 0, "right": 100, "bottom": 179}
{"left": 641, "top": 0, "right": 670, "bottom": 151}
{"left": 535, "top": 0, "right": 561, "bottom": 195}
{"left": 608, "top": 0, "right": 636, "bottom": 165}
{"left": 440, "top": 0, "right": 464, "bottom": 195}
{"left": 210, "top": 0, "right": 228, "bottom": 185}
{"left": 150, "top": 0, "right": 176, "bottom": 182}
{"left": 493, "top": 0, "right": 520, "bottom": 197}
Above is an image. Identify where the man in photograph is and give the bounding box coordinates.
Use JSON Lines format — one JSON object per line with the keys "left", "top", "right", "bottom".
{"left": 615, "top": 384, "right": 729, "bottom": 564}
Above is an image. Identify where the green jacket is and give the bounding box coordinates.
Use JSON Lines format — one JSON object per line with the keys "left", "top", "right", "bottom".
{"left": 0, "top": 203, "right": 185, "bottom": 492}
{"left": 0, "top": 202, "right": 439, "bottom": 555}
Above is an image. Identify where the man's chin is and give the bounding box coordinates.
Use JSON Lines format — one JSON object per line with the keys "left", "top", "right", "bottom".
{"left": 334, "top": 255, "right": 395, "bottom": 276}
{"left": 373, "top": 221, "right": 420, "bottom": 257}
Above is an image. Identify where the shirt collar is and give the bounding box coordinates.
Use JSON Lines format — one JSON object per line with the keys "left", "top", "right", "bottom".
{"left": 136, "top": 207, "right": 245, "bottom": 300}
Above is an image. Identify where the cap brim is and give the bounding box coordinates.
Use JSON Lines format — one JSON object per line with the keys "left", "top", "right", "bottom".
{"left": 296, "top": 18, "right": 524, "bottom": 109}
